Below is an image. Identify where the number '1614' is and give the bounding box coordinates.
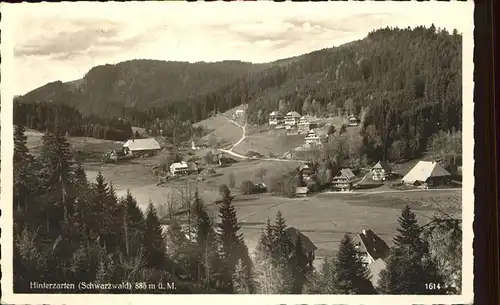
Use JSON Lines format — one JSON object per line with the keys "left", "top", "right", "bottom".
{"left": 425, "top": 283, "right": 441, "bottom": 290}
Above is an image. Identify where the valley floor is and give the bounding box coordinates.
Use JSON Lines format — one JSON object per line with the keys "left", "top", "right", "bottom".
{"left": 25, "top": 116, "right": 463, "bottom": 267}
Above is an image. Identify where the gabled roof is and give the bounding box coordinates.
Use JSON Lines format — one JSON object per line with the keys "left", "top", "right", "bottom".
{"left": 402, "top": 161, "right": 451, "bottom": 183}
{"left": 170, "top": 161, "right": 188, "bottom": 169}
{"left": 286, "top": 111, "right": 301, "bottom": 118}
{"left": 372, "top": 161, "right": 392, "bottom": 171}
{"left": 285, "top": 227, "right": 317, "bottom": 252}
{"left": 357, "top": 229, "right": 390, "bottom": 261}
{"left": 368, "top": 258, "right": 387, "bottom": 288}
{"left": 336, "top": 168, "right": 356, "bottom": 180}
{"left": 296, "top": 186, "right": 309, "bottom": 194}
{"left": 123, "top": 138, "right": 161, "bottom": 151}
{"left": 269, "top": 111, "right": 283, "bottom": 116}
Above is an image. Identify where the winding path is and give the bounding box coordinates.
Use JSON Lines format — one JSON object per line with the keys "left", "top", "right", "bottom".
{"left": 219, "top": 113, "right": 305, "bottom": 164}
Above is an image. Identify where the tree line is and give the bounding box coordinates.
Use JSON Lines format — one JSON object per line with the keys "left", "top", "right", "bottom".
{"left": 14, "top": 101, "right": 133, "bottom": 141}
{"left": 14, "top": 126, "right": 461, "bottom": 294}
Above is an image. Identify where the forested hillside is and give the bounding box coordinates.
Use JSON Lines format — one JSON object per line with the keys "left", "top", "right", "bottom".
{"left": 17, "top": 60, "right": 267, "bottom": 116}
{"left": 16, "top": 25, "right": 461, "bottom": 152}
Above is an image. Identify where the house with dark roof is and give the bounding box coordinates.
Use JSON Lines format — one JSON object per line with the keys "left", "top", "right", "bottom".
{"left": 354, "top": 229, "right": 390, "bottom": 289}
{"left": 285, "top": 227, "right": 317, "bottom": 267}
{"left": 331, "top": 168, "right": 356, "bottom": 191}
{"left": 402, "top": 161, "right": 451, "bottom": 187}
{"left": 355, "top": 229, "right": 390, "bottom": 266}
{"left": 371, "top": 161, "right": 392, "bottom": 181}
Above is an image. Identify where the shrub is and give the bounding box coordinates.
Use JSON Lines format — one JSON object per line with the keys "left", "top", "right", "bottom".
{"left": 240, "top": 180, "right": 255, "bottom": 195}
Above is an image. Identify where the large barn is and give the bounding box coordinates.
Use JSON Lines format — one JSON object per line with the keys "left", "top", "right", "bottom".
{"left": 401, "top": 161, "right": 451, "bottom": 187}
{"left": 123, "top": 138, "right": 161, "bottom": 157}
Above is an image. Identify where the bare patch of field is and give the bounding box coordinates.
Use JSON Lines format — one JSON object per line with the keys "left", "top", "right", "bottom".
{"left": 194, "top": 116, "right": 242, "bottom": 146}
{"left": 233, "top": 130, "right": 305, "bottom": 157}
{"left": 26, "top": 129, "right": 124, "bottom": 161}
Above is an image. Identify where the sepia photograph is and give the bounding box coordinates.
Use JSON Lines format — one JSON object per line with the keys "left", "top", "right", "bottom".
{"left": 1, "top": 1, "right": 474, "bottom": 304}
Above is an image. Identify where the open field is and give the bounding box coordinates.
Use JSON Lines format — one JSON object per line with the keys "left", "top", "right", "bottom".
{"left": 233, "top": 130, "right": 305, "bottom": 157}
{"left": 25, "top": 129, "right": 124, "bottom": 162}
{"left": 219, "top": 189, "right": 461, "bottom": 262}
{"left": 195, "top": 116, "right": 242, "bottom": 147}
{"left": 193, "top": 105, "right": 247, "bottom": 146}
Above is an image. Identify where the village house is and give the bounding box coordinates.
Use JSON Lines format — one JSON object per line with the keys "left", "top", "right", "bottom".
{"left": 233, "top": 109, "right": 245, "bottom": 120}
{"left": 298, "top": 163, "right": 314, "bottom": 181}
{"left": 304, "top": 129, "right": 322, "bottom": 145}
{"left": 123, "top": 138, "right": 161, "bottom": 157}
{"left": 268, "top": 111, "right": 285, "bottom": 126}
{"left": 370, "top": 161, "right": 392, "bottom": 181}
{"left": 169, "top": 161, "right": 189, "bottom": 176}
{"left": 191, "top": 140, "right": 208, "bottom": 150}
{"left": 295, "top": 186, "right": 310, "bottom": 197}
{"left": 331, "top": 168, "right": 356, "bottom": 191}
{"left": 354, "top": 229, "right": 390, "bottom": 288}
{"left": 401, "top": 161, "right": 452, "bottom": 187}
{"left": 348, "top": 115, "right": 361, "bottom": 127}
{"left": 297, "top": 116, "right": 311, "bottom": 134}
{"left": 234, "top": 109, "right": 244, "bottom": 118}
{"left": 285, "top": 227, "right": 317, "bottom": 267}
{"left": 284, "top": 111, "right": 301, "bottom": 126}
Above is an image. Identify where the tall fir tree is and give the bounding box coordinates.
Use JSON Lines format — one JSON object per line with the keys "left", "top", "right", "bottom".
{"left": 334, "top": 233, "right": 375, "bottom": 294}
{"left": 37, "top": 129, "right": 76, "bottom": 237}
{"left": 289, "top": 235, "right": 309, "bottom": 294}
{"left": 270, "top": 211, "right": 294, "bottom": 293}
{"left": 393, "top": 204, "right": 422, "bottom": 248}
{"left": 143, "top": 201, "right": 168, "bottom": 270}
{"left": 378, "top": 205, "right": 446, "bottom": 294}
{"left": 13, "top": 124, "right": 37, "bottom": 228}
{"left": 121, "top": 190, "right": 146, "bottom": 257}
{"left": 217, "top": 188, "right": 245, "bottom": 292}
{"left": 191, "top": 190, "right": 221, "bottom": 289}
{"left": 271, "top": 211, "right": 292, "bottom": 267}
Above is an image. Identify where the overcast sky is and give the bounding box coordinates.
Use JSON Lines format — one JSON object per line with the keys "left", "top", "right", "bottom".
{"left": 3, "top": 1, "right": 472, "bottom": 95}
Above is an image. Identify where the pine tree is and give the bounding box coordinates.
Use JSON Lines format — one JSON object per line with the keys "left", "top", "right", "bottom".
{"left": 232, "top": 258, "right": 250, "bottom": 293}
{"left": 121, "top": 190, "right": 146, "bottom": 257}
{"left": 90, "top": 172, "right": 110, "bottom": 245}
{"left": 378, "top": 206, "right": 446, "bottom": 294}
{"left": 191, "top": 190, "right": 221, "bottom": 288}
{"left": 269, "top": 211, "right": 294, "bottom": 293}
{"left": 271, "top": 211, "right": 292, "bottom": 267}
{"left": 37, "top": 129, "right": 76, "bottom": 237}
{"left": 334, "top": 233, "right": 374, "bottom": 294}
{"left": 289, "top": 235, "right": 308, "bottom": 293}
{"left": 13, "top": 124, "right": 37, "bottom": 225}
{"left": 143, "top": 201, "right": 167, "bottom": 270}
{"left": 217, "top": 188, "right": 244, "bottom": 292}
{"left": 253, "top": 219, "right": 286, "bottom": 294}
{"left": 393, "top": 204, "right": 422, "bottom": 248}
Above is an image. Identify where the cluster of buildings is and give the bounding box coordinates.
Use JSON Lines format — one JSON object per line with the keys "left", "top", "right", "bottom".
{"left": 297, "top": 159, "right": 452, "bottom": 193}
